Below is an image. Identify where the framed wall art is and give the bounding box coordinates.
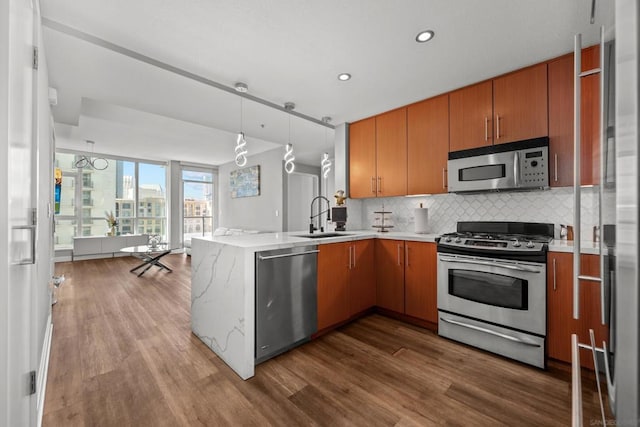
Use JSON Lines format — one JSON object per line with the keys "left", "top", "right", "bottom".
{"left": 230, "top": 165, "right": 260, "bottom": 198}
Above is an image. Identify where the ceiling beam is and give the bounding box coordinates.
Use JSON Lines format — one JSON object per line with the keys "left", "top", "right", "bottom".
{"left": 41, "top": 17, "right": 335, "bottom": 129}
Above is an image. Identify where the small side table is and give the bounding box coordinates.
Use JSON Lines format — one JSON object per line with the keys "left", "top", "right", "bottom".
{"left": 120, "top": 244, "right": 174, "bottom": 277}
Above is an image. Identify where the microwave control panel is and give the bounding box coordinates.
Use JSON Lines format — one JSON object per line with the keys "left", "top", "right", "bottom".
{"left": 521, "top": 147, "right": 549, "bottom": 186}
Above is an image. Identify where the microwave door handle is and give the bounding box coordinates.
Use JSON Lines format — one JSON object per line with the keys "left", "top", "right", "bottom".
{"left": 438, "top": 255, "right": 541, "bottom": 273}
{"left": 513, "top": 151, "right": 520, "bottom": 187}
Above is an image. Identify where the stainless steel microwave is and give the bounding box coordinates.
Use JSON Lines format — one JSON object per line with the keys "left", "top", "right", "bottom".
{"left": 447, "top": 137, "right": 549, "bottom": 193}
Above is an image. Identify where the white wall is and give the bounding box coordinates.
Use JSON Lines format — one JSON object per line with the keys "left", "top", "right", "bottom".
{"left": 168, "top": 160, "right": 181, "bottom": 247}
{"left": 0, "top": 0, "right": 10, "bottom": 422}
{"left": 218, "top": 147, "right": 284, "bottom": 231}
{"left": 287, "top": 173, "right": 317, "bottom": 232}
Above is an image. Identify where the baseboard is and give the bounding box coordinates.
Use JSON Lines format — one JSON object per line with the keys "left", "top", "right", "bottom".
{"left": 37, "top": 316, "right": 53, "bottom": 427}
{"left": 53, "top": 255, "right": 72, "bottom": 262}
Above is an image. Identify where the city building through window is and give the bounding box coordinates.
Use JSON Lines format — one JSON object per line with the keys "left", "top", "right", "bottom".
{"left": 53, "top": 152, "right": 168, "bottom": 249}
{"left": 182, "top": 168, "right": 214, "bottom": 244}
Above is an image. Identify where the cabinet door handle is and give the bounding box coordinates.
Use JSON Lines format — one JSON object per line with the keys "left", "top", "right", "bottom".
{"left": 442, "top": 168, "right": 447, "bottom": 189}
{"left": 553, "top": 258, "right": 557, "bottom": 291}
{"left": 352, "top": 245, "right": 356, "bottom": 268}
{"left": 495, "top": 115, "right": 501, "bottom": 140}
{"left": 405, "top": 245, "right": 410, "bottom": 267}
{"left": 484, "top": 116, "right": 489, "bottom": 141}
{"left": 348, "top": 245, "right": 352, "bottom": 269}
{"left": 397, "top": 244, "right": 401, "bottom": 266}
{"left": 371, "top": 177, "right": 375, "bottom": 194}
{"left": 378, "top": 176, "right": 382, "bottom": 194}
{"left": 554, "top": 154, "right": 559, "bottom": 182}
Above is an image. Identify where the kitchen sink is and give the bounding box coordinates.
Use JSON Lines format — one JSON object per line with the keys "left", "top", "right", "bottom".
{"left": 294, "top": 233, "right": 353, "bottom": 239}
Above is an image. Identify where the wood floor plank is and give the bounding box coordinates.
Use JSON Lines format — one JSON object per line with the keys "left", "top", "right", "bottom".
{"left": 45, "top": 255, "right": 611, "bottom": 426}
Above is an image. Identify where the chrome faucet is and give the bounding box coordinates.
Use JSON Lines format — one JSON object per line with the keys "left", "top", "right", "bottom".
{"left": 309, "top": 196, "right": 331, "bottom": 233}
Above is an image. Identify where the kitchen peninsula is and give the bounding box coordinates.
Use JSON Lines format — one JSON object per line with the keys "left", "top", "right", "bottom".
{"left": 191, "top": 231, "right": 597, "bottom": 379}
{"left": 191, "top": 231, "right": 436, "bottom": 379}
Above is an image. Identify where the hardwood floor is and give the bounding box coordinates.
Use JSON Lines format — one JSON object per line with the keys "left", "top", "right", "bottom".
{"left": 45, "top": 255, "right": 609, "bottom": 426}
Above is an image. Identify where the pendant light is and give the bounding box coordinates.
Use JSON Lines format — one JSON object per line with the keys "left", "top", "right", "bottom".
{"left": 321, "top": 153, "right": 331, "bottom": 179}
{"left": 234, "top": 83, "right": 249, "bottom": 167}
{"left": 283, "top": 102, "right": 296, "bottom": 174}
{"left": 74, "top": 140, "right": 108, "bottom": 170}
{"left": 321, "top": 117, "right": 332, "bottom": 179}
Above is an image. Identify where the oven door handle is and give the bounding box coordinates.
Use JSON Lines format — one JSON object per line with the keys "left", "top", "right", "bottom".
{"left": 438, "top": 255, "right": 542, "bottom": 273}
{"left": 440, "top": 317, "right": 541, "bottom": 347}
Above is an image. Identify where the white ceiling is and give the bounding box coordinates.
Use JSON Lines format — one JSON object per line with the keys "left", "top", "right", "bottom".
{"left": 41, "top": 0, "right": 614, "bottom": 167}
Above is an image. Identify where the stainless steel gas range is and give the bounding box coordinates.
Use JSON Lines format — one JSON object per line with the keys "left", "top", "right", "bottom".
{"left": 436, "top": 221, "right": 553, "bottom": 368}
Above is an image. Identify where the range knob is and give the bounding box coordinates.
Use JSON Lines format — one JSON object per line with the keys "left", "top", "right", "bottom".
{"left": 526, "top": 241, "right": 535, "bottom": 248}
{"left": 454, "top": 237, "right": 462, "bottom": 243}
{"left": 512, "top": 239, "right": 521, "bottom": 247}
{"left": 444, "top": 236, "right": 452, "bottom": 242}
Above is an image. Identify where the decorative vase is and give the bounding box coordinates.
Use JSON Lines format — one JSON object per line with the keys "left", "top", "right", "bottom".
{"left": 107, "top": 226, "right": 116, "bottom": 236}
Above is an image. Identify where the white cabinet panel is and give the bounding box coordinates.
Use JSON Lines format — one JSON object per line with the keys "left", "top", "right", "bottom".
{"left": 73, "top": 234, "right": 149, "bottom": 258}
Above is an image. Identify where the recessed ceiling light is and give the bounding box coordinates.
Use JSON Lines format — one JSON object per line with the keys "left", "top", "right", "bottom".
{"left": 337, "top": 73, "right": 351, "bottom": 81}
{"left": 415, "top": 30, "right": 435, "bottom": 43}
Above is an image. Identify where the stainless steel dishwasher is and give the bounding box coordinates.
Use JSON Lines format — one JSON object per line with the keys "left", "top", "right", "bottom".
{"left": 255, "top": 245, "right": 318, "bottom": 363}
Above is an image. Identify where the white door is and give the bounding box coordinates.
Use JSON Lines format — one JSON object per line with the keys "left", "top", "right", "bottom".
{"left": 287, "top": 173, "right": 319, "bottom": 232}
{"left": 1, "top": 0, "right": 38, "bottom": 425}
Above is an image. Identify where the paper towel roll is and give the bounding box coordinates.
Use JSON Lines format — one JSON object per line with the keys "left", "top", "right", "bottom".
{"left": 414, "top": 208, "right": 429, "bottom": 234}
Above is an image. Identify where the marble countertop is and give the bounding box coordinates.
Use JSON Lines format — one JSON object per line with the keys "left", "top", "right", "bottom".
{"left": 193, "top": 230, "right": 601, "bottom": 254}
{"left": 547, "top": 239, "right": 601, "bottom": 255}
{"left": 192, "top": 230, "right": 438, "bottom": 251}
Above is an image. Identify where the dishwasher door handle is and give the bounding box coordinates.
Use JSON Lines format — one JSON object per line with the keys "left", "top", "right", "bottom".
{"left": 258, "top": 250, "right": 319, "bottom": 261}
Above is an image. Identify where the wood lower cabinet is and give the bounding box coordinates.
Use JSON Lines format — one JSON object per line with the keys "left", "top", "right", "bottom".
{"left": 404, "top": 242, "right": 437, "bottom": 323}
{"left": 317, "top": 242, "right": 351, "bottom": 331}
{"left": 317, "top": 240, "right": 376, "bottom": 331}
{"left": 349, "top": 239, "right": 375, "bottom": 316}
{"left": 547, "top": 46, "right": 601, "bottom": 187}
{"left": 547, "top": 252, "right": 608, "bottom": 369}
{"left": 407, "top": 95, "right": 449, "bottom": 195}
{"left": 375, "top": 239, "right": 405, "bottom": 313}
{"left": 376, "top": 239, "right": 438, "bottom": 323}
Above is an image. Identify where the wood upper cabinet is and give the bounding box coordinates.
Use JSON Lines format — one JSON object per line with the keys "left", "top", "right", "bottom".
{"left": 349, "top": 117, "right": 377, "bottom": 198}
{"left": 376, "top": 108, "right": 408, "bottom": 197}
{"left": 547, "top": 252, "right": 608, "bottom": 369}
{"left": 492, "top": 63, "right": 548, "bottom": 144}
{"left": 548, "top": 54, "right": 575, "bottom": 187}
{"left": 404, "top": 242, "right": 437, "bottom": 323}
{"left": 349, "top": 239, "right": 375, "bottom": 316}
{"left": 548, "top": 46, "right": 601, "bottom": 187}
{"left": 349, "top": 109, "right": 407, "bottom": 198}
{"left": 449, "top": 80, "right": 493, "bottom": 152}
{"left": 317, "top": 242, "right": 351, "bottom": 331}
{"left": 580, "top": 46, "right": 601, "bottom": 186}
{"left": 449, "top": 64, "right": 548, "bottom": 152}
{"left": 375, "top": 239, "right": 405, "bottom": 313}
{"left": 407, "top": 95, "right": 450, "bottom": 194}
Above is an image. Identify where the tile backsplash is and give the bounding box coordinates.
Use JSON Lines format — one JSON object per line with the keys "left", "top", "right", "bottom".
{"left": 350, "top": 187, "right": 598, "bottom": 240}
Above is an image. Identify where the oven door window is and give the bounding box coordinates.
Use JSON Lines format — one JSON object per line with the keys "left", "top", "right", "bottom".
{"left": 448, "top": 269, "right": 528, "bottom": 310}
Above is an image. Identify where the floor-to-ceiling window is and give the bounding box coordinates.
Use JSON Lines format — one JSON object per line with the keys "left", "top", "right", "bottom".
{"left": 182, "top": 167, "right": 215, "bottom": 243}
{"left": 54, "top": 151, "right": 167, "bottom": 250}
